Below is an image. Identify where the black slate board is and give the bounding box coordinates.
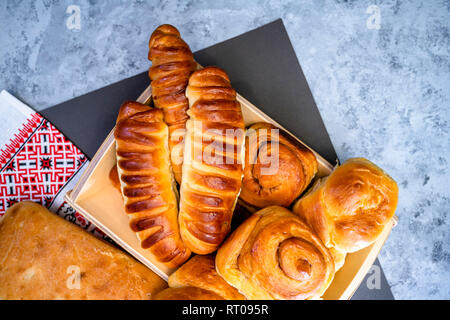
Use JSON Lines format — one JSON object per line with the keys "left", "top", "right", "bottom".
{"left": 41, "top": 19, "right": 394, "bottom": 300}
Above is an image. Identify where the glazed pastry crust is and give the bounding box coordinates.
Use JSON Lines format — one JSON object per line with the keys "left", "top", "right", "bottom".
{"left": 115, "top": 101, "right": 190, "bottom": 268}
{"left": 179, "top": 67, "right": 245, "bottom": 254}
{"left": 240, "top": 122, "right": 318, "bottom": 208}
{"left": 0, "top": 202, "right": 167, "bottom": 300}
{"left": 216, "top": 206, "right": 335, "bottom": 300}
{"left": 154, "top": 255, "right": 245, "bottom": 300}
{"left": 148, "top": 24, "right": 197, "bottom": 183}
{"left": 293, "top": 158, "right": 398, "bottom": 254}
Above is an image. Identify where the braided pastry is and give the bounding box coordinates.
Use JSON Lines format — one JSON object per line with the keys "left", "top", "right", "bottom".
{"left": 115, "top": 101, "right": 190, "bottom": 268}
{"left": 148, "top": 24, "right": 197, "bottom": 183}
{"left": 240, "top": 122, "right": 318, "bottom": 208}
{"left": 216, "top": 206, "right": 335, "bottom": 300}
{"left": 179, "top": 66, "right": 245, "bottom": 254}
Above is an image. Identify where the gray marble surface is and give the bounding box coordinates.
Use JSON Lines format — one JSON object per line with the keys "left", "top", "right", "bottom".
{"left": 1, "top": 0, "right": 449, "bottom": 299}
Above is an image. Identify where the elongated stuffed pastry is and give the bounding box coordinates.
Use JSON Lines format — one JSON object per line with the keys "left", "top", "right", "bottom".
{"left": 148, "top": 24, "right": 197, "bottom": 183}
{"left": 216, "top": 206, "right": 335, "bottom": 300}
{"left": 179, "top": 66, "right": 245, "bottom": 254}
{"left": 154, "top": 255, "right": 245, "bottom": 300}
{"left": 292, "top": 158, "right": 398, "bottom": 270}
{"left": 240, "top": 122, "right": 318, "bottom": 208}
{"left": 115, "top": 101, "right": 190, "bottom": 268}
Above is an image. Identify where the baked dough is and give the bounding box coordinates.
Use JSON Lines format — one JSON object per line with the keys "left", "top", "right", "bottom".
{"left": 148, "top": 24, "right": 197, "bottom": 183}
{"left": 216, "top": 206, "right": 335, "bottom": 300}
{"left": 115, "top": 101, "right": 190, "bottom": 268}
{"left": 179, "top": 67, "right": 245, "bottom": 254}
{"left": 154, "top": 255, "right": 245, "bottom": 300}
{"left": 0, "top": 202, "right": 167, "bottom": 300}
{"left": 292, "top": 158, "right": 398, "bottom": 269}
{"left": 240, "top": 122, "right": 317, "bottom": 207}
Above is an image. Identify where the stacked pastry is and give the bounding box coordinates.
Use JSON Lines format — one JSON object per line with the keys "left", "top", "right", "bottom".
{"left": 0, "top": 24, "right": 399, "bottom": 301}
{"left": 110, "top": 24, "right": 399, "bottom": 300}
{"left": 114, "top": 25, "right": 245, "bottom": 267}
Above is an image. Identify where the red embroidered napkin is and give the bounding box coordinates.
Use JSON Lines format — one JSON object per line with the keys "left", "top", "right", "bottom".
{"left": 0, "top": 90, "right": 106, "bottom": 238}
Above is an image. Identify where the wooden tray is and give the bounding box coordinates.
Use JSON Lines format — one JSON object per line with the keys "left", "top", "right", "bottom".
{"left": 65, "top": 85, "right": 397, "bottom": 299}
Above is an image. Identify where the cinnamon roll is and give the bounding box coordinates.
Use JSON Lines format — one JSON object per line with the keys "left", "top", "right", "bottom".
{"left": 115, "top": 101, "right": 190, "bottom": 268}
{"left": 240, "top": 122, "right": 318, "bottom": 208}
{"left": 216, "top": 206, "right": 335, "bottom": 300}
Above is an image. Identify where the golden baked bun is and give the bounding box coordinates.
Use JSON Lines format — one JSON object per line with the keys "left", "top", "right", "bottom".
{"left": 115, "top": 101, "right": 190, "bottom": 268}
{"left": 148, "top": 24, "right": 197, "bottom": 183}
{"left": 292, "top": 157, "right": 398, "bottom": 256}
{"left": 0, "top": 202, "right": 167, "bottom": 300}
{"left": 240, "top": 122, "right": 318, "bottom": 208}
{"left": 154, "top": 255, "right": 245, "bottom": 300}
{"left": 216, "top": 206, "right": 335, "bottom": 300}
{"left": 179, "top": 67, "right": 245, "bottom": 254}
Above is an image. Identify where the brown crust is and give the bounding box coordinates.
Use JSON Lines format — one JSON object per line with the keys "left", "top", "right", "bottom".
{"left": 115, "top": 101, "right": 190, "bottom": 268}
{"left": 179, "top": 67, "right": 245, "bottom": 254}
{"left": 148, "top": 24, "right": 197, "bottom": 183}
{"left": 240, "top": 122, "right": 318, "bottom": 208}
{"left": 0, "top": 202, "right": 167, "bottom": 300}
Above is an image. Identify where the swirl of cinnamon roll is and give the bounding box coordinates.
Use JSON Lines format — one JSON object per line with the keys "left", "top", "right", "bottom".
{"left": 216, "top": 206, "right": 335, "bottom": 300}
{"left": 240, "top": 123, "right": 318, "bottom": 208}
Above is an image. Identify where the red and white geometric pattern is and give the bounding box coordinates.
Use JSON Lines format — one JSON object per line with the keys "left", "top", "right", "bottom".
{"left": 0, "top": 113, "right": 42, "bottom": 168}
{"left": 0, "top": 91, "right": 110, "bottom": 241}
{"left": 0, "top": 114, "right": 87, "bottom": 214}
